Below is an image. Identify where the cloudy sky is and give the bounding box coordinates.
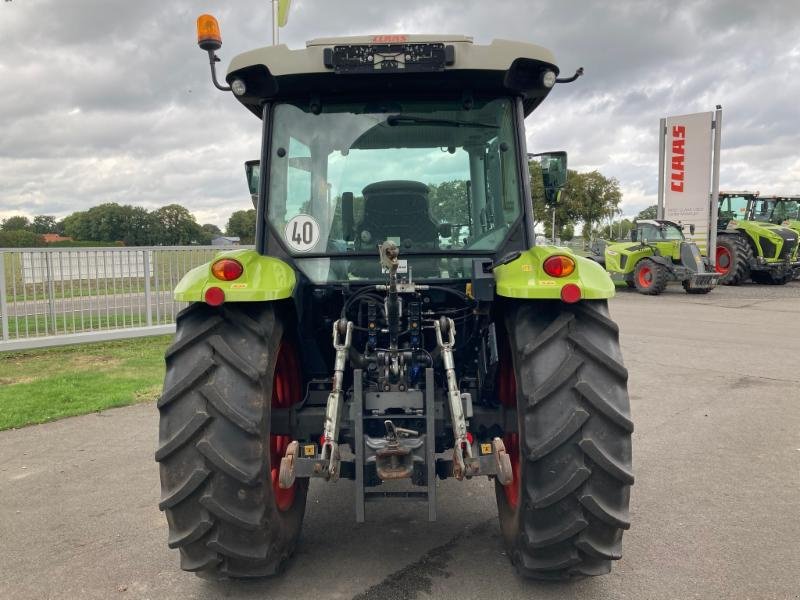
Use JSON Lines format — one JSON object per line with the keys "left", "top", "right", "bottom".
{"left": 1, "top": 0, "right": 799, "bottom": 228}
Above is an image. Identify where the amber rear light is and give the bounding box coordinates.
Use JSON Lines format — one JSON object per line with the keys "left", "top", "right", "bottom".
{"left": 542, "top": 255, "right": 576, "bottom": 278}
{"left": 211, "top": 258, "right": 243, "bottom": 281}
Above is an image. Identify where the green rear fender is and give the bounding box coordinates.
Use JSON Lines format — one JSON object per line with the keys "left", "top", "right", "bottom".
{"left": 174, "top": 249, "right": 295, "bottom": 302}
{"left": 494, "top": 246, "right": 615, "bottom": 300}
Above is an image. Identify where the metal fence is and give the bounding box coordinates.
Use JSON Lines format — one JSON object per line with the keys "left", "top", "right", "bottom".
{"left": 0, "top": 246, "right": 245, "bottom": 351}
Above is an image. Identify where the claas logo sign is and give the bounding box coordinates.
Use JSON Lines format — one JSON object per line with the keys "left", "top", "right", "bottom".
{"left": 670, "top": 125, "right": 686, "bottom": 193}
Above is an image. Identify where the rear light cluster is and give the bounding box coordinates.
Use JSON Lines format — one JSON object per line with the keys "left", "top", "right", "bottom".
{"left": 206, "top": 258, "right": 244, "bottom": 306}
{"left": 541, "top": 255, "right": 582, "bottom": 303}
{"left": 542, "top": 255, "right": 575, "bottom": 277}
{"left": 211, "top": 258, "right": 243, "bottom": 281}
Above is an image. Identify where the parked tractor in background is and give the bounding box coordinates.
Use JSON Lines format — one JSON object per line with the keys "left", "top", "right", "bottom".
{"left": 716, "top": 192, "right": 799, "bottom": 285}
{"left": 594, "top": 220, "right": 719, "bottom": 295}
{"left": 155, "top": 16, "right": 634, "bottom": 582}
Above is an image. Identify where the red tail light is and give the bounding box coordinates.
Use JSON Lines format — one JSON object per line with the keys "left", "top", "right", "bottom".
{"left": 211, "top": 258, "right": 243, "bottom": 281}
{"left": 560, "top": 283, "right": 581, "bottom": 303}
{"left": 542, "top": 255, "right": 576, "bottom": 277}
{"left": 205, "top": 286, "right": 225, "bottom": 306}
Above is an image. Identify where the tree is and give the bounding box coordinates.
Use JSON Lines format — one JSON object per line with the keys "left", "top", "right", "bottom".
{"left": 599, "top": 218, "right": 634, "bottom": 241}
{"left": 226, "top": 210, "right": 257, "bottom": 244}
{"left": 202, "top": 223, "right": 222, "bottom": 236}
{"left": 1, "top": 215, "right": 31, "bottom": 231}
{"left": 559, "top": 223, "right": 575, "bottom": 241}
{"left": 62, "top": 211, "right": 90, "bottom": 240}
{"left": 637, "top": 205, "right": 658, "bottom": 220}
{"left": 571, "top": 171, "right": 622, "bottom": 240}
{"left": 154, "top": 204, "right": 204, "bottom": 245}
{"left": 0, "top": 230, "right": 42, "bottom": 247}
{"left": 124, "top": 207, "right": 162, "bottom": 246}
{"left": 31, "top": 215, "right": 59, "bottom": 234}
{"left": 428, "top": 180, "right": 470, "bottom": 225}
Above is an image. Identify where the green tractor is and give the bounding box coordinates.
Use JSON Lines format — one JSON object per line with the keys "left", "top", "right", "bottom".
{"left": 595, "top": 220, "right": 719, "bottom": 295}
{"left": 748, "top": 195, "right": 800, "bottom": 242}
{"left": 156, "top": 15, "right": 634, "bottom": 582}
{"left": 716, "top": 192, "right": 799, "bottom": 285}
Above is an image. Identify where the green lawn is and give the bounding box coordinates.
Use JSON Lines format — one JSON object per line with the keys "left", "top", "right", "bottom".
{"left": 0, "top": 335, "right": 171, "bottom": 430}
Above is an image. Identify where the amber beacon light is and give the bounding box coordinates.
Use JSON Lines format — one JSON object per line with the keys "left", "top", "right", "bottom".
{"left": 196, "top": 14, "right": 231, "bottom": 91}
{"left": 197, "top": 14, "right": 222, "bottom": 51}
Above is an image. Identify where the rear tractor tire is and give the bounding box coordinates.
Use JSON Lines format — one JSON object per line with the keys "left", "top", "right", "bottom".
{"left": 633, "top": 259, "right": 667, "bottom": 295}
{"left": 156, "top": 302, "right": 308, "bottom": 579}
{"left": 496, "top": 300, "right": 633, "bottom": 580}
{"left": 715, "top": 235, "right": 752, "bottom": 285}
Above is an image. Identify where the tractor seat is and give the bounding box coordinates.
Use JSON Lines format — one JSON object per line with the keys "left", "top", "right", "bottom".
{"left": 355, "top": 180, "right": 439, "bottom": 250}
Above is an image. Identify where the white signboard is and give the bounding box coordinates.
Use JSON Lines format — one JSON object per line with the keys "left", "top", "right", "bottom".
{"left": 663, "top": 111, "right": 713, "bottom": 251}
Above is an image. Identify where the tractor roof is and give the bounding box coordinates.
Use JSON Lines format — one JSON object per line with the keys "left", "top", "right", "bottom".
{"left": 719, "top": 190, "right": 759, "bottom": 197}
{"left": 225, "top": 35, "right": 559, "bottom": 118}
{"left": 635, "top": 219, "right": 682, "bottom": 228}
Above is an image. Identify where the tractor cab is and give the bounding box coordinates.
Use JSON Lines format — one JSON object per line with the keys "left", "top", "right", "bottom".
{"left": 630, "top": 219, "right": 687, "bottom": 243}
{"left": 749, "top": 196, "right": 800, "bottom": 232}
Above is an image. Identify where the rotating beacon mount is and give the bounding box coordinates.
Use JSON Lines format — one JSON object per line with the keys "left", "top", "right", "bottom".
{"left": 278, "top": 241, "right": 514, "bottom": 520}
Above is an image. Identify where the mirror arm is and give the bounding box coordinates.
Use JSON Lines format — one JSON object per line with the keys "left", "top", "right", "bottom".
{"left": 555, "top": 67, "right": 584, "bottom": 84}
{"left": 207, "top": 49, "right": 232, "bottom": 92}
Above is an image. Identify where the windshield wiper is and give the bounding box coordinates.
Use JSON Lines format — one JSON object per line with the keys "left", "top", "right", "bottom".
{"left": 386, "top": 115, "right": 498, "bottom": 129}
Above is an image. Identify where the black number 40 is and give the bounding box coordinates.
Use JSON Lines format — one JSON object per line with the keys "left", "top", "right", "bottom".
{"left": 292, "top": 221, "right": 314, "bottom": 245}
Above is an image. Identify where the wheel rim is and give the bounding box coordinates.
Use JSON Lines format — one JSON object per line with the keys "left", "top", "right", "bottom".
{"left": 716, "top": 246, "right": 731, "bottom": 273}
{"left": 270, "top": 342, "right": 301, "bottom": 512}
{"left": 498, "top": 345, "right": 520, "bottom": 510}
{"left": 637, "top": 265, "right": 653, "bottom": 288}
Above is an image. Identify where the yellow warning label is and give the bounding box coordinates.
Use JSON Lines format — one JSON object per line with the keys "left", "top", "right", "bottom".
{"left": 480, "top": 443, "right": 493, "bottom": 455}
{"left": 303, "top": 444, "right": 316, "bottom": 457}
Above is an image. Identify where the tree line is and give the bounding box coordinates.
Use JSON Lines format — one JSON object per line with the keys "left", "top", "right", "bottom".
{"left": 529, "top": 162, "right": 623, "bottom": 242}
{"left": 2, "top": 165, "right": 639, "bottom": 248}
{"left": 0, "top": 204, "right": 257, "bottom": 248}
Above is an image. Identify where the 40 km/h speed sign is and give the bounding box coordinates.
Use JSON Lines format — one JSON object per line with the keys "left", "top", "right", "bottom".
{"left": 284, "top": 214, "right": 320, "bottom": 252}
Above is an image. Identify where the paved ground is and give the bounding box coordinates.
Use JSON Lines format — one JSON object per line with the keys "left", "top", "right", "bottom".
{"left": 1, "top": 281, "right": 799, "bottom": 600}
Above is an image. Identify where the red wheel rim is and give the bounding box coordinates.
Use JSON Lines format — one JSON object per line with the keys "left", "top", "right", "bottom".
{"left": 637, "top": 265, "right": 652, "bottom": 288}
{"left": 498, "top": 343, "right": 520, "bottom": 510}
{"left": 270, "top": 342, "right": 301, "bottom": 512}
{"left": 716, "top": 246, "right": 731, "bottom": 274}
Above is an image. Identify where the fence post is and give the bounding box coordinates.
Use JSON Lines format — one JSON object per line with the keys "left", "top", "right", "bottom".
{"left": 143, "top": 250, "right": 153, "bottom": 327}
{"left": 44, "top": 252, "right": 57, "bottom": 335}
{"left": 0, "top": 252, "right": 8, "bottom": 341}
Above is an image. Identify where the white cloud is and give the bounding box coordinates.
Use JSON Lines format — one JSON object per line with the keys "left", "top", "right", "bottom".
{"left": 1, "top": 0, "right": 799, "bottom": 227}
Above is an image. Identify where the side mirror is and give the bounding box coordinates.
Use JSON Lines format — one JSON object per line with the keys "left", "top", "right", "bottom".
{"left": 630, "top": 229, "right": 638, "bottom": 242}
{"left": 244, "top": 160, "right": 260, "bottom": 208}
{"left": 531, "top": 151, "right": 567, "bottom": 204}
{"left": 437, "top": 223, "right": 453, "bottom": 238}
{"left": 689, "top": 224, "right": 696, "bottom": 235}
